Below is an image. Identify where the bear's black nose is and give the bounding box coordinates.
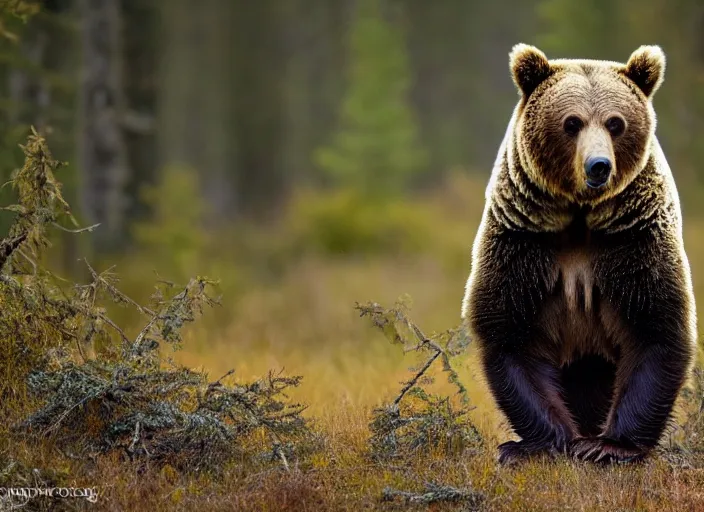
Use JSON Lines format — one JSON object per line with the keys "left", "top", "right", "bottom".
{"left": 584, "top": 157, "right": 612, "bottom": 188}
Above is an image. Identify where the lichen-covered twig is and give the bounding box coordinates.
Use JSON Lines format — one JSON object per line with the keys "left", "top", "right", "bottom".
{"left": 381, "top": 482, "right": 485, "bottom": 509}
{"left": 51, "top": 221, "right": 100, "bottom": 234}
{"left": 83, "top": 259, "right": 156, "bottom": 317}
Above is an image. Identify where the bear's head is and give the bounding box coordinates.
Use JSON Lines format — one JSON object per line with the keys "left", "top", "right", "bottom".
{"left": 508, "top": 43, "right": 665, "bottom": 204}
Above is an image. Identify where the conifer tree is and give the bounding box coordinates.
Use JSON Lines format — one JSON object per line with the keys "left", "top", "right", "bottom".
{"left": 314, "top": 0, "right": 428, "bottom": 198}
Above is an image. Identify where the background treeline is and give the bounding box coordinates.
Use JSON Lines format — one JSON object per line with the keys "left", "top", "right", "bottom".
{"left": 2, "top": 0, "right": 704, "bottom": 269}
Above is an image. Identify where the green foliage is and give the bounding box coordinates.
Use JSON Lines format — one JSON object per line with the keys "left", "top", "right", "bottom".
{"left": 313, "top": 0, "right": 428, "bottom": 197}
{"left": 4, "top": 127, "right": 76, "bottom": 251}
{"left": 121, "top": 166, "right": 244, "bottom": 332}
{"left": 131, "top": 166, "right": 209, "bottom": 282}
{"left": 0, "top": 0, "right": 38, "bottom": 19}
{"left": 536, "top": 0, "right": 627, "bottom": 59}
{"left": 356, "top": 298, "right": 481, "bottom": 461}
{"left": 285, "top": 187, "right": 441, "bottom": 257}
{"left": 368, "top": 390, "right": 482, "bottom": 462}
{"left": 0, "top": 0, "right": 39, "bottom": 41}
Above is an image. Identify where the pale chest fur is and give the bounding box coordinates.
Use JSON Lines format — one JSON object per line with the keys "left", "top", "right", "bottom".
{"left": 539, "top": 247, "right": 626, "bottom": 366}
{"left": 557, "top": 250, "right": 594, "bottom": 312}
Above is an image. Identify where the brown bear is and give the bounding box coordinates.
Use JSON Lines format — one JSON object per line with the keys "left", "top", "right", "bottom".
{"left": 461, "top": 43, "right": 698, "bottom": 465}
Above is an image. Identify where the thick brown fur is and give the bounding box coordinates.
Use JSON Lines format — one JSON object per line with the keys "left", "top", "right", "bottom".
{"left": 462, "top": 44, "right": 698, "bottom": 465}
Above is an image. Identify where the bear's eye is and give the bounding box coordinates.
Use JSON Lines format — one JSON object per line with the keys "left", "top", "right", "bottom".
{"left": 563, "top": 116, "right": 583, "bottom": 136}
{"left": 605, "top": 116, "right": 626, "bottom": 137}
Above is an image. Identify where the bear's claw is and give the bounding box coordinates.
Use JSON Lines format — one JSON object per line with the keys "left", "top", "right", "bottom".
{"left": 570, "top": 437, "right": 647, "bottom": 464}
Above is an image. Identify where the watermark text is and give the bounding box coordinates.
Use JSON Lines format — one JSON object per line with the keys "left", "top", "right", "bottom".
{"left": 0, "top": 486, "right": 98, "bottom": 505}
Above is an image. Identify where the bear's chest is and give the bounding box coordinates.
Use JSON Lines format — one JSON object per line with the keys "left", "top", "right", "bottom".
{"left": 549, "top": 213, "right": 597, "bottom": 313}
{"left": 539, "top": 250, "right": 621, "bottom": 365}
{"left": 536, "top": 220, "right": 624, "bottom": 366}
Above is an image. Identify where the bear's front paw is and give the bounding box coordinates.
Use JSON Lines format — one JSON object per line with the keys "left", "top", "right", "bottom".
{"left": 570, "top": 437, "right": 647, "bottom": 464}
{"left": 497, "top": 440, "right": 561, "bottom": 466}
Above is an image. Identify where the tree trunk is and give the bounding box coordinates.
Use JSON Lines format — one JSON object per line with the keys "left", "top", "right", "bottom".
{"left": 232, "top": 0, "right": 287, "bottom": 219}
{"left": 121, "top": 0, "right": 158, "bottom": 225}
{"left": 157, "top": 0, "right": 237, "bottom": 225}
{"left": 77, "top": 0, "right": 130, "bottom": 252}
{"left": 199, "top": 0, "right": 237, "bottom": 223}
{"left": 8, "top": 29, "right": 49, "bottom": 130}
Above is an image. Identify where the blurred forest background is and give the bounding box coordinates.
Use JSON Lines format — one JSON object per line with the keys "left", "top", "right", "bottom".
{"left": 2, "top": 0, "right": 704, "bottom": 417}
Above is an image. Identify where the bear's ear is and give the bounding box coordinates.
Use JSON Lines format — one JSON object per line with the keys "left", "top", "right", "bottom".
{"left": 509, "top": 43, "right": 553, "bottom": 98}
{"left": 623, "top": 45, "right": 666, "bottom": 98}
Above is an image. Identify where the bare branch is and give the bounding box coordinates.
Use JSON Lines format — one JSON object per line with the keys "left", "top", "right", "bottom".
{"left": 51, "top": 222, "right": 100, "bottom": 234}
{"left": 83, "top": 259, "right": 155, "bottom": 317}
{"left": 393, "top": 349, "right": 441, "bottom": 406}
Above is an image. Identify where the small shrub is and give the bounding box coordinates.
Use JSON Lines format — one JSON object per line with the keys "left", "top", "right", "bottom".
{"left": 0, "top": 129, "right": 315, "bottom": 479}
{"left": 356, "top": 298, "right": 482, "bottom": 461}
{"left": 0, "top": 127, "right": 79, "bottom": 408}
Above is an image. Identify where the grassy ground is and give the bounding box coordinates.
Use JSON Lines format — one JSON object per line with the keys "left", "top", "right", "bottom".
{"left": 167, "top": 254, "right": 704, "bottom": 512}
{"left": 81, "top": 415, "right": 704, "bottom": 511}
{"left": 42, "top": 251, "right": 704, "bottom": 512}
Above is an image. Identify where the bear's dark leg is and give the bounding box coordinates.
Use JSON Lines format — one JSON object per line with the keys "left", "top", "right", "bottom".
{"left": 466, "top": 222, "right": 576, "bottom": 464}
{"left": 571, "top": 340, "right": 690, "bottom": 463}
{"left": 561, "top": 355, "right": 616, "bottom": 437}
{"left": 481, "top": 345, "right": 579, "bottom": 464}
{"left": 572, "top": 243, "right": 695, "bottom": 464}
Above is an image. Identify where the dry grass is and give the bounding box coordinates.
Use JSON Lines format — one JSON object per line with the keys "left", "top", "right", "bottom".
{"left": 84, "top": 437, "right": 704, "bottom": 511}
{"left": 62, "top": 250, "right": 704, "bottom": 511}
